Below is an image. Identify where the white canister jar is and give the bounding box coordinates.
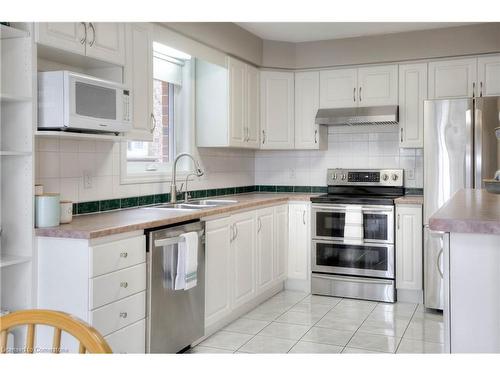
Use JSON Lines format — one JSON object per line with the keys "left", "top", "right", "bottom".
{"left": 60, "top": 201, "right": 73, "bottom": 224}
{"left": 35, "top": 193, "right": 60, "bottom": 228}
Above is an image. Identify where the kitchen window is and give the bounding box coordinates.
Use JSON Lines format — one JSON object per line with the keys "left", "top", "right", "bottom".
{"left": 123, "top": 42, "right": 194, "bottom": 182}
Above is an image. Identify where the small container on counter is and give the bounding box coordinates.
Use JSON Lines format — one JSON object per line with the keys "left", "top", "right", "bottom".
{"left": 35, "top": 193, "right": 60, "bottom": 228}
{"left": 34, "top": 184, "right": 44, "bottom": 196}
{"left": 60, "top": 200, "right": 73, "bottom": 224}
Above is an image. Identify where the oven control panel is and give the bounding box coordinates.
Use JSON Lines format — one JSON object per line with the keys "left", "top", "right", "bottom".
{"left": 327, "top": 169, "right": 404, "bottom": 187}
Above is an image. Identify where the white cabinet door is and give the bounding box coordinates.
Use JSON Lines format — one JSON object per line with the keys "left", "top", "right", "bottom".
{"left": 319, "top": 68, "right": 357, "bottom": 108}
{"left": 205, "top": 217, "right": 232, "bottom": 326}
{"left": 478, "top": 55, "right": 500, "bottom": 97}
{"left": 85, "top": 23, "right": 126, "bottom": 66}
{"left": 231, "top": 211, "right": 256, "bottom": 309}
{"left": 398, "top": 63, "right": 427, "bottom": 148}
{"left": 260, "top": 71, "right": 295, "bottom": 149}
{"left": 35, "top": 22, "right": 86, "bottom": 56}
{"left": 357, "top": 65, "right": 398, "bottom": 106}
{"left": 274, "top": 205, "right": 288, "bottom": 281}
{"left": 245, "top": 64, "right": 260, "bottom": 148}
{"left": 395, "top": 205, "right": 423, "bottom": 290}
{"left": 295, "top": 71, "right": 321, "bottom": 149}
{"left": 287, "top": 203, "right": 310, "bottom": 281}
{"left": 228, "top": 57, "right": 246, "bottom": 147}
{"left": 125, "top": 23, "right": 154, "bottom": 141}
{"left": 428, "top": 58, "right": 477, "bottom": 99}
{"left": 256, "top": 207, "right": 274, "bottom": 292}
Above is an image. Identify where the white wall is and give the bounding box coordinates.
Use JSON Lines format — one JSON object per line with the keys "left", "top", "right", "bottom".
{"left": 35, "top": 138, "right": 255, "bottom": 202}
{"left": 255, "top": 126, "right": 423, "bottom": 189}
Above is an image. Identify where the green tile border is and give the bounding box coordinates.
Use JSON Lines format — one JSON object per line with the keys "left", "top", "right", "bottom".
{"left": 72, "top": 185, "right": 330, "bottom": 215}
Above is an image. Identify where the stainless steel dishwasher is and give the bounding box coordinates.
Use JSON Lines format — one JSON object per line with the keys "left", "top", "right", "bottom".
{"left": 146, "top": 220, "right": 205, "bottom": 353}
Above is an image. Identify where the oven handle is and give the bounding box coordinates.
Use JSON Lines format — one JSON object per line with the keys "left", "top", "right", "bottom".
{"left": 312, "top": 274, "right": 394, "bottom": 285}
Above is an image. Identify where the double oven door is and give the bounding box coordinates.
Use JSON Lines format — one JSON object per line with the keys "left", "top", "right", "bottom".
{"left": 311, "top": 204, "right": 395, "bottom": 279}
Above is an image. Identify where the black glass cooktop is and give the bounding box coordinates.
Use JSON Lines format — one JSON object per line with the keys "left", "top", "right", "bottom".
{"left": 310, "top": 186, "right": 404, "bottom": 205}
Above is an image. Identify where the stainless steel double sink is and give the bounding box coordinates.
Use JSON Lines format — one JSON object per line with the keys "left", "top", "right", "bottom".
{"left": 143, "top": 199, "right": 238, "bottom": 212}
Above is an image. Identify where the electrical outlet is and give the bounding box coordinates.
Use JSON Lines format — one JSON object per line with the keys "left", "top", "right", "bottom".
{"left": 83, "top": 170, "right": 92, "bottom": 189}
{"left": 406, "top": 169, "right": 415, "bottom": 180}
{"left": 289, "top": 168, "right": 296, "bottom": 179}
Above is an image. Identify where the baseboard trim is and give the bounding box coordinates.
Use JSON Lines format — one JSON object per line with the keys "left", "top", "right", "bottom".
{"left": 285, "top": 278, "right": 311, "bottom": 294}
{"left": 397, "top": 289, "right": 423, "bottom": 304}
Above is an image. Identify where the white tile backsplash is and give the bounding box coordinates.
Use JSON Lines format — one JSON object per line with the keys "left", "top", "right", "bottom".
{"left": 255, "top": 125, "right": 423, "bottom": 189}
{"left": 35, "top": 126, "right": 422, "bottom": 203}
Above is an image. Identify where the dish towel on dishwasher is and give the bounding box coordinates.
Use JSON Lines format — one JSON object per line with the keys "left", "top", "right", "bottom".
{"left": 343, "top": 205, "right": 364, "bottom": 245}
{"left": 174, "top": 231, "right": 199, "bottom": 290}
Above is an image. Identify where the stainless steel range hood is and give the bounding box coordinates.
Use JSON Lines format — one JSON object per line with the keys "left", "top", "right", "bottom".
{"left": 315, "top": 105, "right": 399, "bottom": 126}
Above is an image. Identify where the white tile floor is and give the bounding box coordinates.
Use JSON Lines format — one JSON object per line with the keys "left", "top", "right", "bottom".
{"left": 191, "top": 290, "right": 445, "bottom": 354}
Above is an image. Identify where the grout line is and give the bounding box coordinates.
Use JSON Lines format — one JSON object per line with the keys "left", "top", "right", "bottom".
{"left": 343, "top": 301, "right": 381, "bottom": 352}
{"left": 394, "top": 302, "right": 420, "bottom": 353}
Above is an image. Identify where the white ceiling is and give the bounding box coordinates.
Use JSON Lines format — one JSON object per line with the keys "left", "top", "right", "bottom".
{"left": 236, "top": 22, "right": 476, "bottom": 43}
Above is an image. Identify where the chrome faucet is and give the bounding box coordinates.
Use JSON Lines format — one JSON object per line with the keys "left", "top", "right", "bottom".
{"left": 170, "top": 153, "right": 204, "bottom": 203}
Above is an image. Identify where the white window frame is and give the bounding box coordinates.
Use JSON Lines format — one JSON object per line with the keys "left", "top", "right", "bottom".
{"left": 120, "top": 58, "right": 198, "bottom": 185}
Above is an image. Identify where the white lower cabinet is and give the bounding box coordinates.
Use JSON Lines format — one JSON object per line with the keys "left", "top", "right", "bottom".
{"left": 231, "top": 211, "right": 257, "bottom": 309}
{"left": 395, "top": 204, "right": 423, "bottom": 296}
{"left": 37, "top": 232, "right": 147, "bottom": 353}
{"left": 286, "top": 202, "right": 311, "bottom": 292}
{"left": 204, "top": 204, "right": 290, "bottom": 333}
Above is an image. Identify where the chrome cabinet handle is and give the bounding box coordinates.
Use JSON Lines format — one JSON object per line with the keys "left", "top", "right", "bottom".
{"left": 119, "top": 312, "right": 128, "bottom": 318}
{"left": 262, "top": 130, "right": 266, "bottom": 144}
{"left": 314, "top": 129, "right": 318, "bottom": 144}
{"left": 120, "top": 282, "right": 128, "bottom": 288}
{"left": 359, "top": 87, "right": 362, "bottom": 102}
{"left": 400, "top": 127, "right": 404, "bottom": 143}
{"left": 234, "top": 224, "right": 238, "bottom": 239}
{"left": 480, "top": 81, "right": 483, "bottom": 97}
{"left": 397, "top": 214, "right": 400, "bottom": 230}
{"left": 472, "top": 82, "right": 475, "bottom": 97}
{"left": 120, "top": 252, "right": 128, "bottom": 258}
{"left": 88, "top": 22, "right": 96, "bottom": 47}
{"left": 79, "top": 22, "right": 87, "bottom": 44}
{"left": 150, "top": 113, "right": 156, "bottom": 134}
{"left": 437, "top": 248, "right": 444, "bottom": 278}
{"left": 257, "top": 218, "right": 262, "bottom": 233}
{"left": 302, "top": 210, "right": 306, "bottom": 225}
{"left": 353, "top": 87, "right": 356, "bottom": 102}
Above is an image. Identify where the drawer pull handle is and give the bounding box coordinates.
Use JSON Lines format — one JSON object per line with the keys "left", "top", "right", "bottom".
{"left": 120, "top": 282, "right": 128, "bottom": 288}
{"left": 120, "top": 252, "right": 128, "bottom": 258}
{"left": 119, "top": 312, "right": 128, "bottom": 318}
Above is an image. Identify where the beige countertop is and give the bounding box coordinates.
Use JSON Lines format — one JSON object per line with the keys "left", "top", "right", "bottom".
{"left": 394, "top": 195, "right": 424, "bottom": 205}
{"left": 35, "top": 193, "right": 316, "bottom": 239}
{"left": 429, "top": 189, "right": 500, "bottom": 235}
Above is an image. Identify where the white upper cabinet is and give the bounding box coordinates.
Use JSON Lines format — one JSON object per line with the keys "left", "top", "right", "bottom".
{"left": 35, "top": 22, "right": 87, "bottom": 56}
{"left": 398, "top": 63, "right": 427, "bottom": 148}
{"left": 196, "top": 57, "right": 260, "bottom": 149}
{"left": 260, "top": 70, "right": 295, "bottom": 149}
{"left": 125, "top": 23, "right": 154, "bottom": 141}
{"left": 477, "top": 55, "right": 500, "bottom": 97}
{"left": 85, "top": 23, "right": 126, "bottom": 66}
{"left": 295, "top": 71, "right": 325, "bottom": 150}
{"left": 36, "top": 22, "right": 126, "bottom": 66}
{"left": 357, "top": 65, "right": 398, "bottom": 106}
{"left": 428, "top": 58, "right": 477, "bottom": 99}
{"left": 395, "top": 205, "right": 423, "bottom": 291}
{"left": 319, "top": 68, "right": 357, "bottom": 108}
{"left": 246, "top": 64, "right": 260, "bottom": 148}
{"left": 228, "top": 57, "right": 246, "bottom": 147}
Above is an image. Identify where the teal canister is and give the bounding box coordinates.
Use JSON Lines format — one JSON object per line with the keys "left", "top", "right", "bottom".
{"left": 35, "top": 193, "right": 61, "bottom": 228}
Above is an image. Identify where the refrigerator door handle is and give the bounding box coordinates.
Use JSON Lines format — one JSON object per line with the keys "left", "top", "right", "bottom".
{"left": 465, "top": 107, "right": 474, "bottom": 188}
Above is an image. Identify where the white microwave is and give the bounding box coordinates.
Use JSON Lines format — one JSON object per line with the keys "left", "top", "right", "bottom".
{"left": 38, "top": 71, "right": 131, "bottom": 134}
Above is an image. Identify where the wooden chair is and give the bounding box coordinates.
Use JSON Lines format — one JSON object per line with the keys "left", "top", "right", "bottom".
{"left": 0, "top": 309, "right": 112, "bottom": 354}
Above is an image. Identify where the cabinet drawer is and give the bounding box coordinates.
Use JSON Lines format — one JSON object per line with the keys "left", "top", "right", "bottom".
{"left": 90, "top": 235, "right": 145, "bottom": 277}
{"left": 89, "top": 263, "right": 146, "bottom": 310}
{"left": 104, "top": 319, "right": 146, "bottom": 354}
{"left": 90, "top": 291, "right": 146, "bottom": 336}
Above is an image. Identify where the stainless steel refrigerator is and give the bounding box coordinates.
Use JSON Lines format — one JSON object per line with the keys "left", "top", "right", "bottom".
{"left": 423, "top": 97, "right": 500, "bottom": 310}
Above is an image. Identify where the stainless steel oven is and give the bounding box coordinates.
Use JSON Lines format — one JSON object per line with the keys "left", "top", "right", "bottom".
{"left": 310, "top": 168, "right": 403, "bottom": 303}
{"left": 312, "top": 204, "right": 394, "bottom": 244}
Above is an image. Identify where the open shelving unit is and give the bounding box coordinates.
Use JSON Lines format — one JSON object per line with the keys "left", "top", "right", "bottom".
{"left": 0, "top": 23, "right": 35, "bottom": 345}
